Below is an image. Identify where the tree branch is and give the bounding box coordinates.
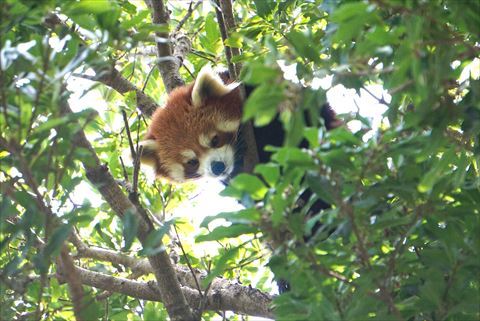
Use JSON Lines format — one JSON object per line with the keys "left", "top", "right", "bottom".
{"left": 173, "top": 1, "right": 203, "bottom": 34}
{"left": 70, "top": 231, "right": 273, "bottom": 310}
{"left": 217, "top": 0, "right": 241, "bottom": 77}
{"left": 214, "top": 0, "right": 259, "bottom": 173}
{"left": 72, "top": 69, "right": 159, "bottom": 117}
{"left": 214, "top": 2, "right": 234, "bottom": 78}
{"left": 57, "top": 265, "right": 274, "bottom": 319}
{"left": 59, "top": 246, "right": 85, "bottom": 321}
{"left": 58, "top": 93, "right": 195, "bottom": 321}
{"left": 145, "top": 0, "right": 185, "bottom": 93}
{"left": 45, "top": 13, "right": 159, "bottom": 117}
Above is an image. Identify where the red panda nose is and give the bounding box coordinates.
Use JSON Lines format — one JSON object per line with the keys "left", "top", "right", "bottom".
{"left": 211, "top": 161, "right": 226, "bottom": 176}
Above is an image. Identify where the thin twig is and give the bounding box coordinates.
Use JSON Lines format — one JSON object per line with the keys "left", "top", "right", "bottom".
{"left": 182, "top": 62, "right": 195, "bottom": 79}
{"left": 119, "top": 156, "right": 129, "bottom": 183}
{"left": 27, "top": 33, "right": 52, "bottom": 138}
{"left": 127, "top": 47, "right": 138, "bottom": 81}
{"left": 173, "top": 225, "right": 203, "bottom": 297}
{"left": 190, "top": 49, "right": 217, "bottom": 63}
{"left": 0, "top": 31, "right": 9, "bottom": 129}
{"left": 121, "top": 110, "right": 137, "bottom": 160}
{"left": 132, "top": 145, "right": 143, "bottom": 196}
{"left": 174, "top": 1, "right": 203, "bottom": 34}
{"left": 389, "top": 79, "right": 414, "bottom": 95}
{"left": 141, "top": 64, "right": 157, "bottom": 93}
{"left": 362, "top": 85, "right": 388, "bottom": 105}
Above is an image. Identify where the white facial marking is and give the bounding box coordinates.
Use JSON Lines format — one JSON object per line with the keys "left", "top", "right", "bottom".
{"left": 181, "top": 149, "right": 196, "bottom": 160}
{"left": 139, "top": 139, "right": 159, "bottom": 149}
{"left": 200, "top": 145, "right": 235, "bottom": 179}
{"left": 199, "top": 133, "right": 211, "bottom": 148}
{"left": 216, "top": 119, "right": 240, "bottom": 132}
{"left": 137, "top": 139, "right": 159, "bottom": 168}
{"left": 167, "top": 163, "right": 185, "bottom": 182}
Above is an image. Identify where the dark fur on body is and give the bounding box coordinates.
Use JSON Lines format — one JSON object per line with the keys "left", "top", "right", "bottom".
{"left": 233, "top": 84, "right": 340, "bottom": 293}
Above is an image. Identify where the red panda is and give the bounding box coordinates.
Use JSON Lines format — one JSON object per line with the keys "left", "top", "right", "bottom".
{"left": 140, "top": 67, "right": 243, "bottom": 182}
{"left": 140, "top": 66, "right": 341, "bottom": 182}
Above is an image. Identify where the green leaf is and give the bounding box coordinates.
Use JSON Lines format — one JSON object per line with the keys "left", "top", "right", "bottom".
{"left": 69, "top": 0, "right": 114, "bottom": 15}
{"left": 287, "top": 30, "right": 320, "bottom": 63}
{"left": 3, "top": 255, "right": 22, "bottom": 277}
{"left": 30, "top": 109, "right": 96, "bottom": 137}
{"left": 304, "top": 127, "right": 320, "bottom": 148}
{"left": 205, "top": 14, "right": 220, "bottom": 41}
{"left": 331, "top": 3, "right": 378, "bottom": 43}
{"left": 121, "top": 210, "right": 138, "bottom": 251}
{"left": 227, "top": 173, "right": 268, "bottom": 200}
{"left": 79, "top": 292, "right": 103, "bottom": 321}
{"left": 318, "top": 149, "right": 353, "bottom": 170}
{"left": 331, "top": 2, "right": 370, "bottom": 23}
{"left": 240, "top": 62, "right": 280, "bottom": 85}
{"left": 140, "top": 220, "right": 175, "bottom": 256}
{"left": 224, "top": 33, "right": 243, "bottom": 49}
{"left": 200, "top": 208, "right": 260, "bottom": 228}
{"left": 372, "top": 210, "right": 412, "bottom": 229}
{"left": 202, "top": 247, "right": 240, "bottom": 287}
{"left": 305, "top": 172, "right": 336, "bottom": 205}
{"left": 94, "top": 223, "right": 116, "bottom": 249}
{"left": 327, "top": 127, "right": 362, "bottom": 146}
{"left": 272, "top": 147, "right": 314, "bottom": 167}
{"left": 418, "top": 149, "right": 455, "bottom": 193}
{"left": 0, "top": 196, "right": 17, "bottom": 222}
{"left": 144, "top": 302, "right": 167, "bottom": 321}
{"left": 254, "top": 163, "right": 280, "bottom": 186}
{"left": 196, "top": 225, "right": 258, "bottom": 242}
{"left": 44, "top": 224, "right": 72, "bottom": 256}
{"left": 200, "top": 14, "right": 221, "bottom": 54}
{"left": 254, "top": 0, "right": 275, "bottom": 18}
{"left": 121, "top": 10, "right": 149, "bottom": 30}
{"left": 243, "top": 83, "right": 284, "bottom": 126}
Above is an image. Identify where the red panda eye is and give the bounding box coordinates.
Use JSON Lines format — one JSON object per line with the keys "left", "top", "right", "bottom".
{"left": 210, "top": 135, "right": 220, "bottom": 148}
{"left": 187, "top": 158, "right": 199, "bottom": 167}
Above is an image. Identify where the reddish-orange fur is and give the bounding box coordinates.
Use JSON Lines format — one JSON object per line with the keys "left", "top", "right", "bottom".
{"left": 144, "top": 80, "right": 243, "bottom": 180}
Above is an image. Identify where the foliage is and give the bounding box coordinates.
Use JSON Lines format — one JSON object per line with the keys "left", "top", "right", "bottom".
{"left": 1, "top": 0, "right": 479, "bottom": 320}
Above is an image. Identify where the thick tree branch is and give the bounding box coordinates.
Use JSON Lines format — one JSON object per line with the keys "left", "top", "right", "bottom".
{"left": 59, "top": 246, "right": 85, "bottom": 321}
{"left": 58, "top": 265, "right": 274, "bottom": 319}
{"left": 58, "top": 95, "right": 195, "bottom": 321}
{"left": 70, "top": 231, "right": 273, "bottom": 308}
{"left": 73, "top": 70, "right": 159, "bottom": 117}
{"left": 146, "top": 0, "right": 185, "bottom": 93}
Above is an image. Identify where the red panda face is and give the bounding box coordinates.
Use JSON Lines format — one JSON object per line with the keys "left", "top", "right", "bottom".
{"left": 140, "top": 67, "right": 243, "bottom": 182}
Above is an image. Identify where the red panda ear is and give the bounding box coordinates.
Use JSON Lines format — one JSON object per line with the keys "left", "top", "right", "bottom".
{"left": 191, "top": 66, "right": 239, "bottom": 108}
{"left": 139, "top": 139, "right": 160, "bottom": 169}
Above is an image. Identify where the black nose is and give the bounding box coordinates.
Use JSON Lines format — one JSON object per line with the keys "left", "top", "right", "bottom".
{"left": 211, "top": 161, "right": 226, "bottom": 176}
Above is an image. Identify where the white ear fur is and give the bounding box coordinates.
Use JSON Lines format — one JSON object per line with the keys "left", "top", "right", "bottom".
{"left": 191, "top": 66, "right": 239, "bottom": 108}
